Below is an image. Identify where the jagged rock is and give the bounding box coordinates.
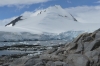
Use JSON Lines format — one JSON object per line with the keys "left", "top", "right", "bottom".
{"left": 38, "top": 29, "right": 100, "bottom": 66}
{"left": 2, "top": 29, "right": 100, "bottom": 66}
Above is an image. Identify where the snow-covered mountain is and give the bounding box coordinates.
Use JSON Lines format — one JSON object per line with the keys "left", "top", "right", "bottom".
{"left": 6, "top": 5, "right": 77, "bottom": 26}
{"left": 5, "top": 5, "right": 79, "bottom": 34}
{"left": 0, "top": 5, "right": 100, "bottom": 42}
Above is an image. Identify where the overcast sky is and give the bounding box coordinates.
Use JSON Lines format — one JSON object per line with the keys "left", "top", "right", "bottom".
{"left": 0, "top": 0, "right": 100, "bottom": 24}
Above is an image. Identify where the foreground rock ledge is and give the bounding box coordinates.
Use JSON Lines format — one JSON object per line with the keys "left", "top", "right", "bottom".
{"left": 1, "top": 29, "right": 100, "bottom": 66}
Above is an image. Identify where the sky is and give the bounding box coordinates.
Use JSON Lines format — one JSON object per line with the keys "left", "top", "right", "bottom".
{"left": 0, "top": 0, "right": 100, "bottom": 24}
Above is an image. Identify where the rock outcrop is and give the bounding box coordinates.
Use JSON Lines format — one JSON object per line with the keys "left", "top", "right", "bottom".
{"left": 5, "top": 16, "right": 23, "bottom": 26}
{"left": 1, "top": 29, "right": 100, "bottom": 66}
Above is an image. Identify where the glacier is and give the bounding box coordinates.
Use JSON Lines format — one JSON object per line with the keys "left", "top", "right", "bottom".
{"left": 0, "top": 31, "right": 83, "bottom": 42}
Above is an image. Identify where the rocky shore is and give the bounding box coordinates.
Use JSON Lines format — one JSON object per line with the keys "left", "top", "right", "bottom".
{"left": 1, "top": 29, "right": 100, "bottom": 66}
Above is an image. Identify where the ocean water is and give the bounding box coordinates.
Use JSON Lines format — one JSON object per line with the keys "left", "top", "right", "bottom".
{"left": 0, "top": 40, "right": 67, "bottom": 56}
{"left": 0, "top": 40, "right": 67, "bottom": 47}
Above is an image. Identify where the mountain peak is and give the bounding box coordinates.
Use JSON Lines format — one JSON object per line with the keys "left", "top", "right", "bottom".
{"left": 49, "top": 5, "right": 62, "bottom": 9}
{"left": 20, "top": 5, "right": 77, "bottom": 21}
{"left": 38, "top": 5, "right": 76, "bottom": 21}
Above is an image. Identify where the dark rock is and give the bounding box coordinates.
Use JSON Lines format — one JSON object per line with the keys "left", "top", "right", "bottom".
{"left": 70, "top": 14, "right": 78, "bottom": 21}
{"left": 5, "top": 16, "right": 23, "bottom": 26}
